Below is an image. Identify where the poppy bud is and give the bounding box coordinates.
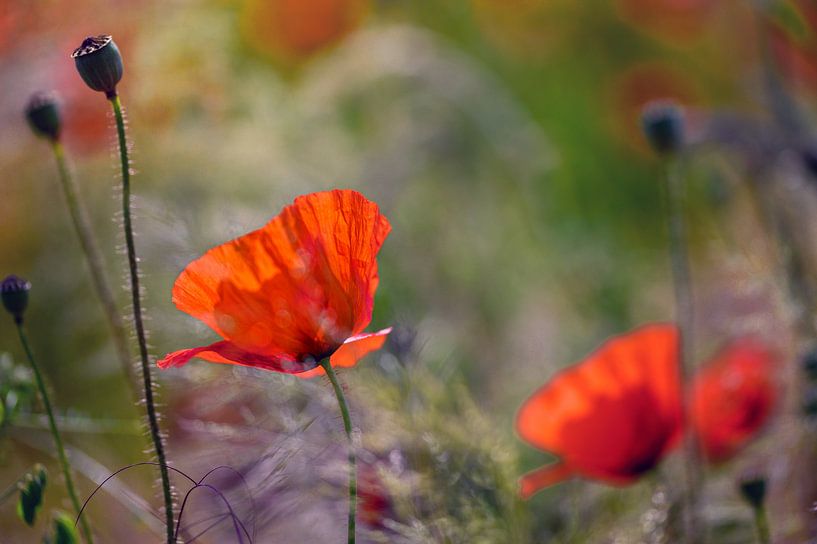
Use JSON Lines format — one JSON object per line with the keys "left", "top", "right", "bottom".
{"left": 1, "top": 275, "right": 31, "bottom": 324}
{"left": 71, "top": 35, "right": 123, "bottom": 98}
{"left": 801, "top": 348, "right": 817, "bottom": 381}
{"left": 738, "top": 474, "right": 767, "bottom": 510}
{"left": 803, "top": 386, "right": 817, "bottom": 417}
{"left": 25, "top": 92, "right": 61, "bottom": 142}
{"left": 641, "top": 100, "right": 685, "bottom": 155}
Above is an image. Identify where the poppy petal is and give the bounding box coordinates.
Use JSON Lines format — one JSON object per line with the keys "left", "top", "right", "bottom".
{"left": 170, "top": 189, "right": 391, "bottom": 361}
{"left": 296, "top": 327, "right": 392, "bottom": 379}
{"left": 518, "top": 463, "right": 575, "bottom": 498}
{"left": 156, "top": 340, "right": 316, "bottom": 374}
{"left": 691, "top": 337, "right": 778, "bottom": 463}
{"left": 516, "top": 324, "right": 683, "bottom": 486}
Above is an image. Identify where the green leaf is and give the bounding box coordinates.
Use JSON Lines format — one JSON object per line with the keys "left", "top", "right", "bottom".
{"left": 42, "top": 512, "right": 79, "bottom": 544}
{"left": 16, "top": 466, "right": 48, "bottom": 527}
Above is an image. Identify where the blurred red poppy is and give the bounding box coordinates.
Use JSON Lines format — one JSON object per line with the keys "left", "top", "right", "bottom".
{"left": 240, "top": 0, "right": 369, "bottom": 64}
{"left": 157, "top": 189, "right": 391, "bottom": 377}
{"left": 516, "top": 324, "right": 683, "bottom": 498}
{"left": 690, "top": 338, "right": 778, "bottom": 463}
{"left": 614, "top": 0, "right": 716, "bottom": 45}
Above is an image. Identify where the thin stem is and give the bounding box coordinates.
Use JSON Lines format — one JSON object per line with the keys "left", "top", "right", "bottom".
{"left": 15, "top": 322, "right": 94, "bottom": 544}
{"left": 664, "top": 159, "right": 703, "bottom": 544}
{"left": 753, "top": 506, "right": 771, "bottom": 544}
{"left": 319, "top": 359, "right": 357, "bottom": 544}
{"left": 109, "top": 94, "right": 175, "bottom": 543}
{"left": 0, "top": 477, "right": 24, "bottom": 505}
{"left": 50, "top": 141, "right": 135, "bottom": 394}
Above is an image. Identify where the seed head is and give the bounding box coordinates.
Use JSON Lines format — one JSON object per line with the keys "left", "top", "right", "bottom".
{"left": 641, "top": 100, "right": 685, "bottom": 155}
{"left": 738, "top": 473, "right": 767, "bottom": 510}
{"left": 1, "top": 275, "right": 31, "bottom": 324}
{"left": 25, "top": 91, "right": 61, "bottom": 142}
{"left": 71, "top": 35, "right": 123, "bottom": 98}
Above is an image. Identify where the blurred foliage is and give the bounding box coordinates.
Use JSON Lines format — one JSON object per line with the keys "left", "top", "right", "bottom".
{"left": 1, "top": 0, "right": 816, "bottom": 541}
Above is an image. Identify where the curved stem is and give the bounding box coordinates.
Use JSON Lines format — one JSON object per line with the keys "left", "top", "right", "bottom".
{"left": 51, "top": 141, "right": 135, "bottom": 395}
{"left": 664, "top": 160, "right": 702, "bottom": 544}
{"left": 16, "top": 323, "right": 94, "bottom": 544}
{"left": 109, "top": 94, "right": 175, "bottom": 543}
{"left": 319, "top": 360, "right": 357, "bottom": 544}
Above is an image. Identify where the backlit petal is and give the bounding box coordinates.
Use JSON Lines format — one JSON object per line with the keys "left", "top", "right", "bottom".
{"left": 516, "top": 324, "right": 682, "bottom": 488}
{"left": 156, "top": 340, "right": 318, "bottom": 374}
{"left": 296, "top": 327, "right": 391, "bottom": 379}
{"left": 169, "top": 189, "right": 391, "bottom": 364}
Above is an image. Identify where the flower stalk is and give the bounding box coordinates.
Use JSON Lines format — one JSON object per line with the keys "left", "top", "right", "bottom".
{"left": 320, "top": 359, "right": 357, "bottom": 544}
{"left": 50, "top": 140, "right": 135, "bottom": 392}
{"left": 9, "top": 304, "right": 93, "bottom": 542}
{"left": 110, "top": 93, "right": 175, "bottom": 543}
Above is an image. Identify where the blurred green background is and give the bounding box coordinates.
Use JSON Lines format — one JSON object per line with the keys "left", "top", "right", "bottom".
{"left": 1, "top": 0, "right": 814, "bottom": 542}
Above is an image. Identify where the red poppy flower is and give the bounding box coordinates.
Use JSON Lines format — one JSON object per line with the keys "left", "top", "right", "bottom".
{"left": 516, "top": 324, "right": 683, "bottom": 498}
{"left": 690, "top": 338, "right": 777, "bottom": 463}
{"left": 240, "top": 0, "right": 369, "bottom": 63}
{"left": 157, "top": 189, "right": 391, "bottom": 377}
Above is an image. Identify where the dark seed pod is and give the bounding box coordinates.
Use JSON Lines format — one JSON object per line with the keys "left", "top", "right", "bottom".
{"left": 738, "top": 473, "right": 767, "bottom": 510}
{"left": 641, "top": 100, "right": 685, "bottom": 155}
{"left": 25, "top": 91, "right": 61, "bottom": 141}
{"left": 71, "top": 35, "right": 123, "bottom": 98}
{"left": 801, "top": 347, "right": 817, "bottom": 381}
{"left": 1, "top": 275, "right": 31, "bottom": 324}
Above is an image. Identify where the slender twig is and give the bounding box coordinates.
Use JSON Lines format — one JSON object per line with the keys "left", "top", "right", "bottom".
{"left": 664, "top": 159, "right": 703, "bottom": 543}
{"left": 15, "top": 322, "right": 94, "bottom": 544}
{"left": 319, "top": 360, "right": 357, "bottom": 544}
{"left": 50, "top": 141, "right": 135, "bottom": 395}
{"left": 108, "top": 93, "right": 175, "bottom": 543}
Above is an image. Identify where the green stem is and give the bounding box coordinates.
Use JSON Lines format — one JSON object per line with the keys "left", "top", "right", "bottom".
{"left": 664, "top": 160, "right": 702, "bottom": 544}
{"left": 320, "top": 359, "right": 357, "bottom": 544}
{"left": 51, "top": 141, "right": 135, "bottom": 395}
{"left": 0, "top": 477, "right": 23, "bottom": 505}
{"left": 15, "top": 323, "right": 94, "bottom": 544}
{"left": 753, "top": 506, "right": 771, "bottom": 544}
{"left": 109, "top": 94, "right": 175, "bottom": 543}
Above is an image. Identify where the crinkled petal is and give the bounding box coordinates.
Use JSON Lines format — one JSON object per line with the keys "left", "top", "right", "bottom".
{"left": 169, "top": 189, "right": 391, "bottom": 363}
{"left": 156, "top": 340, "right": 317, "bottom": 374}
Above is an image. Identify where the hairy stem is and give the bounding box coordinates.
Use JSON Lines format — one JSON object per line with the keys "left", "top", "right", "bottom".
{"left": 664, "top": 160, "right": 702, "bottom": 543}
{"left": 109, "top": 94, "right": 175, "bottom": 543}
{"left": 320, "top": 360, "right": 357, "bottom": 544}
{"left": 51, "top": 141, "right": 135, "bottom": 395}
{"left": 16, "top": 323, "right": 94, "bottom": 544}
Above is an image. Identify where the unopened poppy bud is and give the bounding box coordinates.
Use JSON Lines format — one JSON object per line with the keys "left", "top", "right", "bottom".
{"left": 641, "top": 100, "right": 685, "bottom": 155}
{"left": 801, "top": 348, "right": 817, "bottom": 381}
{"left": 803, "top": 387, "right": 817, "bottom": 417}
{"left": 71, "top": 35, "right": 123, "bottom": 98}
{"left": 738, "top": 474, "right": 767, "bottom": 510}
{"left": 1, "top": 275, "right": 31, "bottom": 324}
{"left": 25, "top": 92, "right": 61, "bottom": 141}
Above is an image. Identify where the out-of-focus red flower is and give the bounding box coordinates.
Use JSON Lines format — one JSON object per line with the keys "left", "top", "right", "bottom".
{"left": 615, "top": 0, "right": 717, "bottom": 45}
{"left": 240, "top": 0, "right": 369, "bottom": 64}
{"left": 516, "top": 324, "right": 683, "bottom": 498}
{"left": 158, "top": 189, "right": 392, "bottom": 377}
{"left": 357, "top": 464, "right": 392, "bottom": 528}
{"left": 690, "top": 338, "right": 778, "bottom": 463}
